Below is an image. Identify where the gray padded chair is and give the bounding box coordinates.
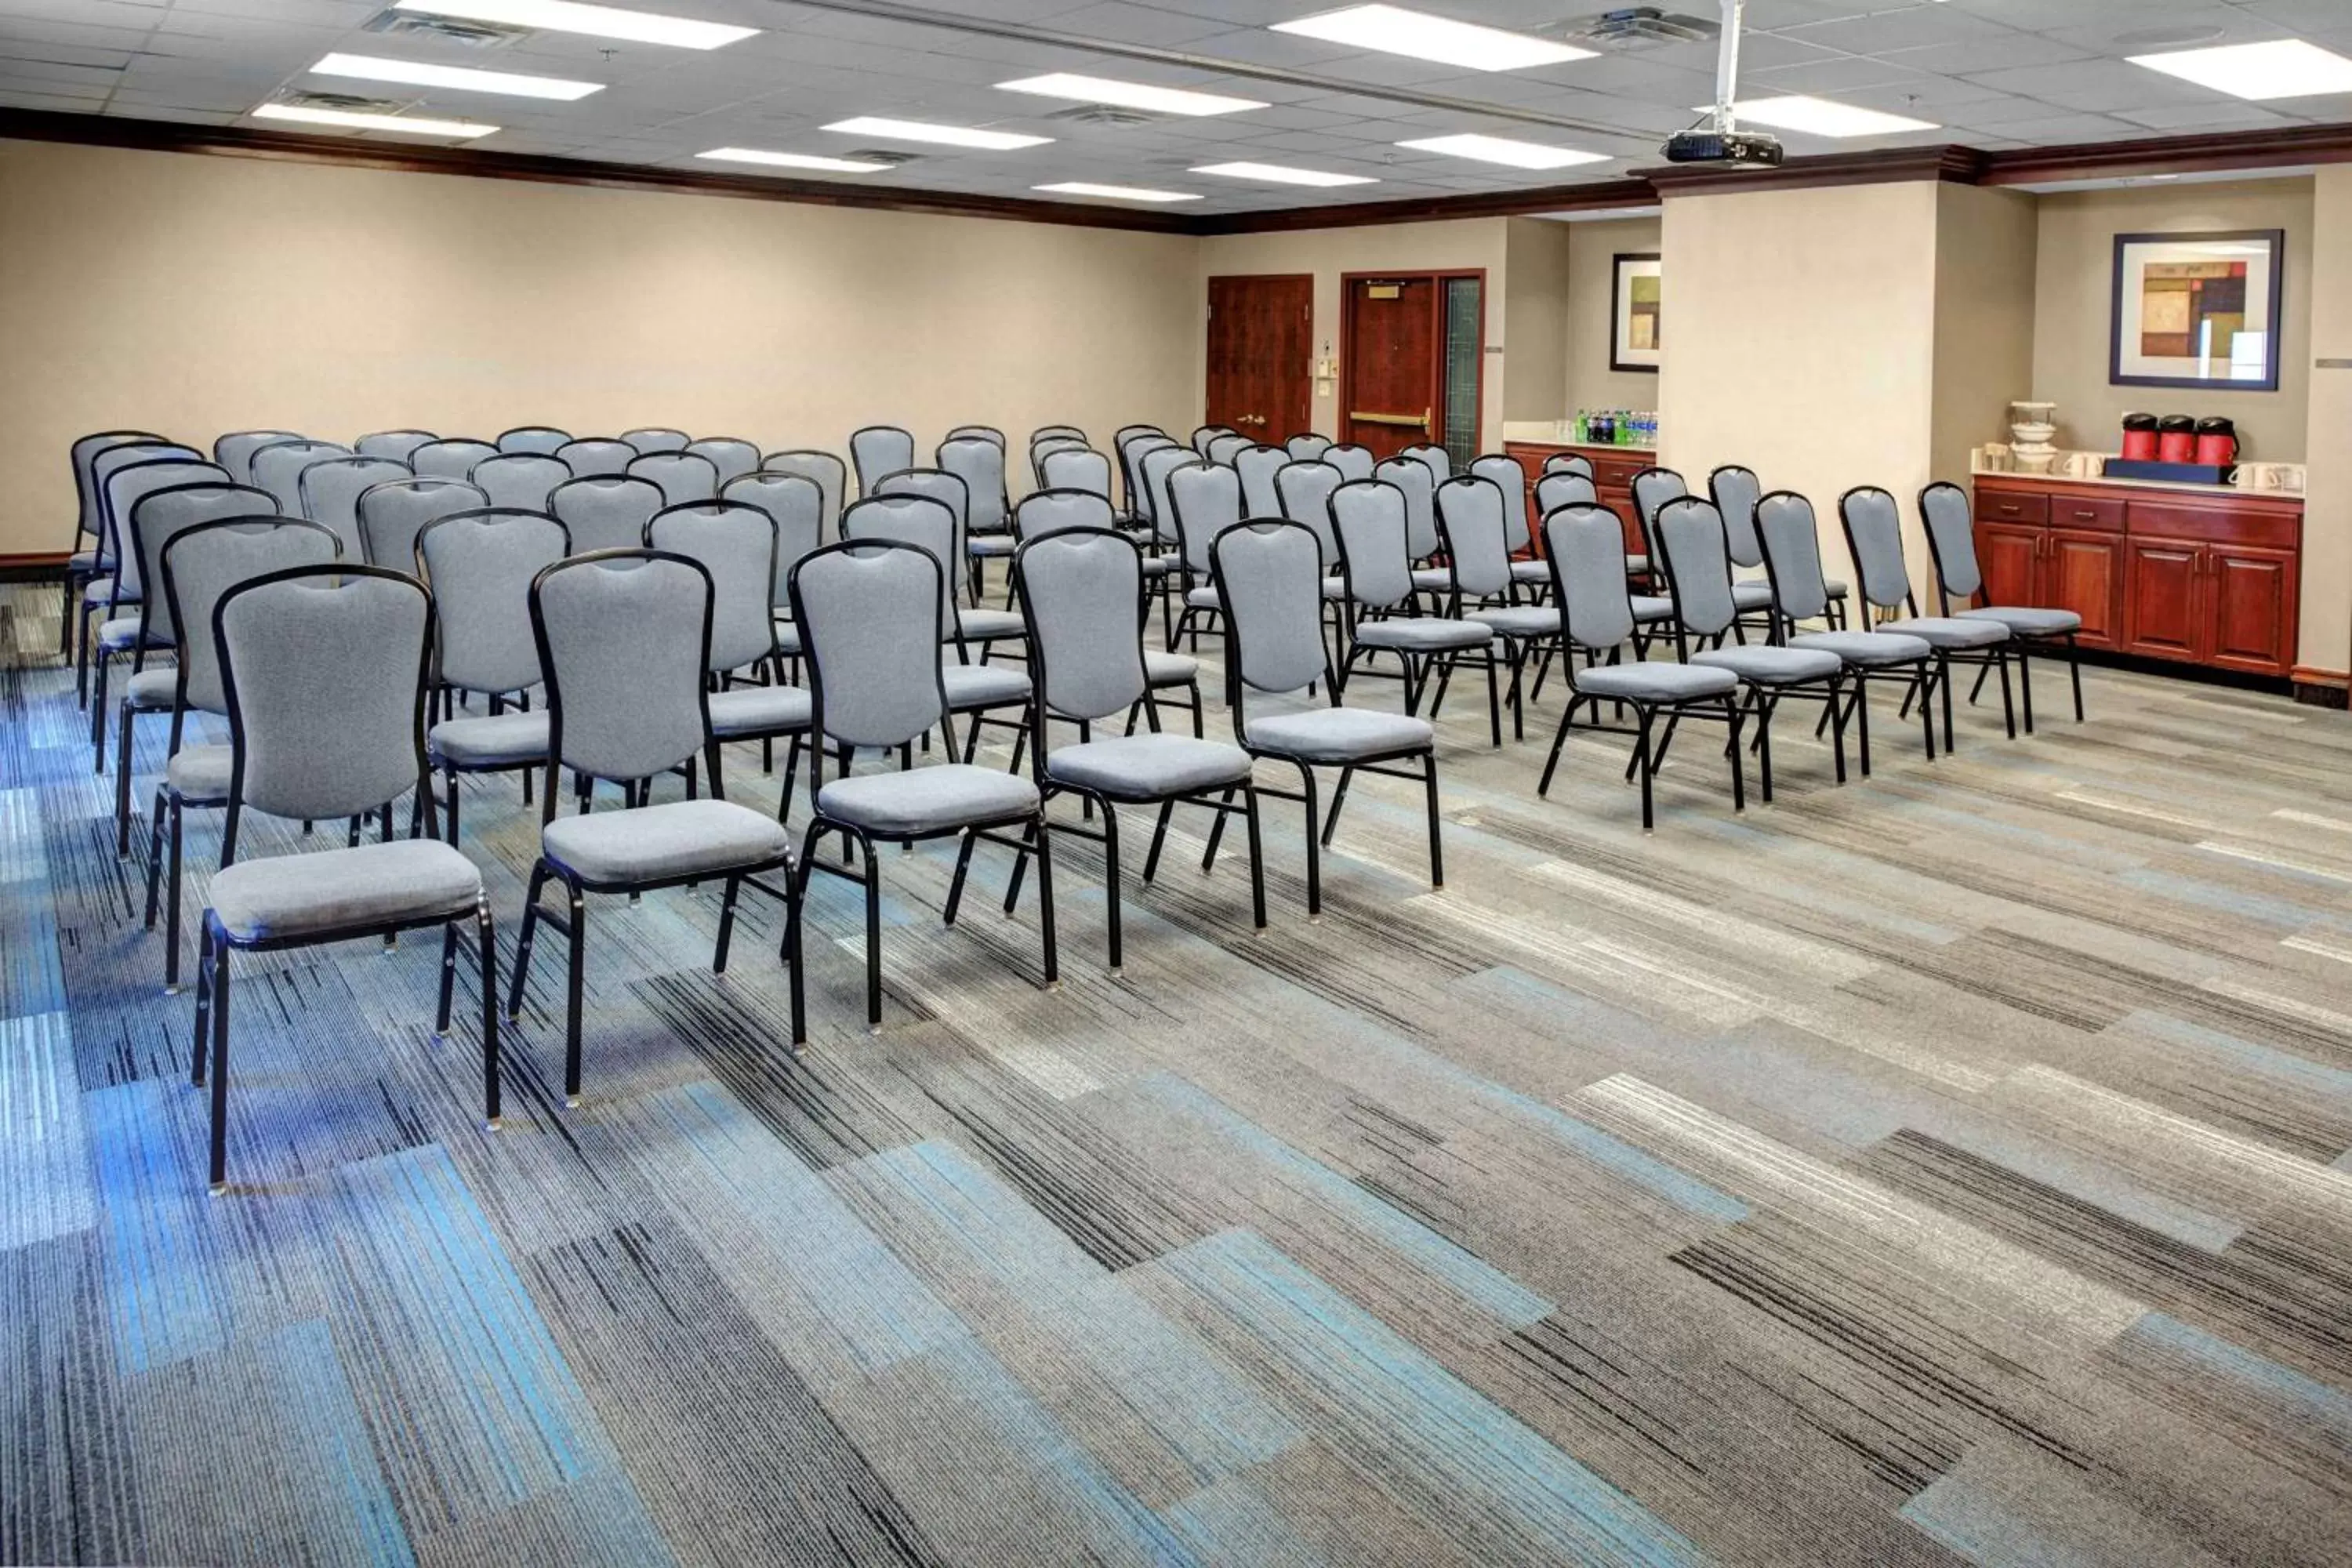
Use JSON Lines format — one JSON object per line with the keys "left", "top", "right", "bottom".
{"left": 1285, "top": 434, "right": 1332, "bottom": 462}
{"left": 1399, "top": 443, "right": 1451, "bottom": 486}
{"left": 1469, "top": 453, "right": 1549, "bottom": 594}
{"left": 147, "top": 519, "right": 343, "bottom": 989}
{"left": 621, "top": 427, "right": 690, "bottom": 455}
{"left": 354, "top": 430, "right": 437, "bottom": 463}
{"left": 87, "top": 454, "right": 222, "bottom": 749}
{"left": 1189, "top": 425, "right": 1233, "bottom": 457}
{"left": 875, "top": 469, "right": 1025, "bottom": 652}
{"left": 1038, "top": 446, "right": 1113, "bottom": 508}
{"left": 82, "top": 442, "right": 203, "bottom": 699}
{"left": 1711, "top": 464, "right": 1838, "bottom": 628}
{"left": 1030, "top": 437, "right": 1091, "bottom": 486}
{"left": 1374, "top": 456, "right": 1447, "bottom": 596}
{"left": 299, "top": 456, "right": 414, "bottom": 559}
{"left": 1235, "top": 443, "right": 1287, "bottom": 519}
{"left": 940, "top": 434, "right": 1014, "bottom": 602}
{"left": 1033, "top": 423, "right": 1088, "bottom": 448}
{"left": 850, "top": 425, "right": 915, "bottom": 495}
{"left": 1330, "top": 478, "right": 1493, "bottom": 723}
{"left": 470, "top": 451, "right": 573, "bottom": 513}
{"left": 1117, "top": 432, "right": 1178, "bottom": 528}
{"left": 788, "top": 539, "right": 1056, "bottom": 1029}
{"left": 359, "top": 477, "right": 488, "bottom": 569}
{"left": 686, "top": 436, "right": 761, "bottom": 488}
{"left": 497, "top": 425, "right": 572, "bottom": 456}
{"left": 947, "top": 424, "right": 1006, "bottom": 449}
{"left": 190, "top": 563, "right": 495, "bottom": 1192}
{"left": 760, "top": 449, "right": 847, "bottom": 538}
{"left": 249, "top": 438, "right": 353, "bottom": 520}
{"left": 1537, "top": 506, "right": 1744, "bottom": 831}
{"left": 60, "top": 430, "right": 166, "bottom": 656}
{"left": 1135, "top": 444, "right": 1194, "bottom": 554}
{"left": 1435, "top": 474, "right": 1559, "bottom": 744}
{"left": 554, "top": 437, "right": 637, "bottom": 479}
{"left": 1754, "top": 490, "right": 1937, "bottom": 772}
{"left": 723, "top": 470, "right": 826, "bottom": 670}
{"left": 1542, "top": 452, "right": 1593, "bottom": 481}
{"left": 1168, "top": 459, "right": 1244, "bottom": 652}
{"left": 628, "top": 450, "right": 720, "bottom": 506}
{"left": 1840, "top": 485, "right": 2014, "bottom": 750}
{"left": 1653, "top": 495, "right": 1848, "bottom": 800}
{"left": 1206, "top": 432, "right": 1252, "bottom": 467}
{"left": 510, "top": 550, "right": 803, "bottom": 1095}
{"left": 1324, "top": 444, "right": 1375, "bottom": 483}
{"left": 1210, "top": 520, "right": 1443, "bottom": 914}
{"left": 416, "top": 509, "right": 568, "bottom": 840}
{"left": 1921, "top": 480, "right": 2083, "bottom": 728}
{"left": 1013, "top": 528, "right": 1263, "bottom": 967}
{"left": 550, "top": 474, "right": 662, "bottom": 554}
{"left": 1628, "top": 466, "right": 1688, "bottom": 569}
{"left": 212, "top": 430, "right": 302, "bottom": 485}
{"left": 1275, "top": 460, "right": 1344, "bottom": 550}
{"left": 411, "top": 437, "right": 499, "bottom": 481}
{"left": 1018, "top": 488, "right": 1203, "bottom": 736}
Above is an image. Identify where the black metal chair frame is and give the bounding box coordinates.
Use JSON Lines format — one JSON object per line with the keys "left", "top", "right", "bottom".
{"left": 1918, "top": 480, "right": 2085, "bottom": 731}
{"left": 1839, "top": 485, "right": 2016, "bottom": 752}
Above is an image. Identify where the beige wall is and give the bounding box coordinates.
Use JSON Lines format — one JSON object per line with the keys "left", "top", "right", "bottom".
{"left": 0, "top": 137, "right": 1203, "bottom": 557}
{"left": 1501, "top": 218, "right": 1570, "bottom": 422}
{"left": 1930, "top": 183, "right": 2039, "bottom": 489}
{"left": 1564, "top": 216, "right": 1665, "bottom": 417}
{"left": 2301, "top": 166, "right": 2351, "bottom": 677}
{"left": 2031, "top": 177, "right": 2314, "bottom": 460}
{"left": 1198, "top": 217, "right": 1508, "bottom": 449}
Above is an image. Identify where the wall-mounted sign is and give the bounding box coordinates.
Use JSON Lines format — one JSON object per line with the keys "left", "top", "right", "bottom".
{"left": 2109, "top": 229, "right": 2284, "bottom": 392}
{"left": 1611, "top": 252, "right": 1662, "bottom": 374}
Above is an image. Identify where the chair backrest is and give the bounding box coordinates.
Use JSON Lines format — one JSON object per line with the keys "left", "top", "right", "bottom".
{"left": 1541, "top": 452, "right": 1593, "bottom": 480}
{"left": 1206, "top": 432, "right": 1252, "bottom": 467}
{"left": 1535, "top": 471, "right": 1597, "bottom": 517}
{"left": 686, "top": 436, "right": 761, "bottom": 487}
{"left": 1399, "top": 443, "right": 1451, "bottom": 485}
{"left": 1542, "top": 506, "right": 1636, "bottom": 654}
{"left": 1029, "top": 437, "right": 1090, "bottom": 488}
{"left": 358, "top": 477, "right": 489, "bottom": 568}
{"left": 129, "top": 482, "right": 274, "bottom": 644}
{"left": 644, "top": 501, "right": 781, "bottom": 674}
{"left": 1273, "top": 461, "right": 1341, "bottom": 556}
{"left": 946, "top": 424, "right": 1005, "bottom": 449}
{"left": 1189, "top": 425, "right": 1232, "bottom": 457}
{"left": 216, "top": 566, "right": 433, "bottom": 843}
{"left": 789, "top": 541, "right": 950, "bottom": 750}
{"left": 628, "top": 450, "right": 720, "bottom": 506}
{"left": 470, "top": 451, "right": 573, "bottom": 512}
{"left": 938, "top": 436, "right": 1010, "bottom": 535}
{"left": 1038, "top": 447, "right": 1112, "bottom": 504}
{"left": 71, "top": 430, "right": 168, "bottom": 544}
{"left": 162, "top": 519, "right": 341, "bottom": 720}
{"left": 1629, "top": 466, "right": 1688, "bottom": 535}
{"left": 497, "top": 425, "right": 572, "bottom": 456}
{"left": 1324, "top": 443, "right": 1374, "bottom": 484}
{"left": 1434, "top": 474, "right": 1513, "bottom": 600}
{"left": 722, "top": 472, "right": 826, "bottom": 610}
{"left": 1117, "top": 433, "right": 1178, "bottom": 520}
{"left": 549, "top": 474, "right": 663, "bottom": 556}
{"left": 354, "top": 430, "right": 437, "bottom": 463}
{"left": 1112, "top": 423, "right": 1164, "bottom": 446}
{"left": 554, "top": 437, "right": 637, "bottom": 478}
{"left": 1754, "top": 491, "right": 1832, "bottom": 624}
{"left": 1285, "top": 434, "right": 1331, "bottom": 462}
{"left": 1013, "top": 488, "right": 1115, "bottom": 542}
{"left": 1138, "top": 445, "right": 1194, "bottom": 545}
{"left": 621, "top": 427, "right": 690, "bottom": 455}
{"left": 410, "top": 437, "right": 499, "bottom": 481}
{"left": 1374, "top": 457, "right": 1439, "bottom": 560}
{"left": 416, "top": 509, "right": 568, "bottom": 695}
{"left": 531, "top": 550, "right": 714, "bottom": 791}
{"left": 1838, "top": 485, "right": 1913, "bottom": 614}
{"left": 849, "top": 425, "right": 915, "bottom": 494}
{"left": 1213, "top": 521, "right": 1327, "bottom": 698}
{"left": 841, "top": 494, "right": 960, "bottom": 639}
{"left": 1653, "top": 497, "right": 1739, "bottom": 642}
{"left": 1031, "top": 423, "right": 1087, "bottom": 448}
{"left": 1016, "top": 528, "right": 1149, "bottom": 726}
{"left": 1918, "top": 481, "right": 1980, "bottom": 606}
{"left": 1708, "top": 465, "right": 1765, "bottom": 569}
{"left": 94, "top": 443, "right": 203, "bottom": 567}
{"left": 107, "top": 456, "right": 224, "bottom": 597}
{"left": 1235, "top": 444, "right": 1287, "bottom": 519}
{"left": 873, "top": 470, "right": 970, "bottom": 600}
{"left": 1468, "top": 454, "right": 1531, "bottom": 552}
{"left": 299, "top": 456, "right": 413, "bottom": 557}
{"left": 1330, "top": 480, "right": 1414, "bottom": 611}
{"left": 212, "top": 430, "right": 301, "bottom": 485}
{"left": 1167, "top": 461, "right": 1243, "bottom": 577}
{"left": 251, "top": 439, "right": 353, "bottom": 517}
{"left": 760, "top": 449, "right": 846, "bottom": 537}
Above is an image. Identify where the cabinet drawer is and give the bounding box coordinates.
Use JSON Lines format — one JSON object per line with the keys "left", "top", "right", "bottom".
{"left": 2126, "top": 500, "right": 2299, "bottom": 550}
{"left": 2045, "top": 494, "right": 2125, "bottom": 532}
{"left": 1974, "top": 489, "right": 2048, "bottom": 525}
{"left": 1593, "top": 457, "right": 1650, "bottom": 490}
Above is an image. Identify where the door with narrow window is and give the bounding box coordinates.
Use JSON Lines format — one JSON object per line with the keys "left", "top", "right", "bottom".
{"left": 1341, "top": 272, "right": 1483, "bottom": 463}
{"left": 1205, "top": 274, "right": 1312, "bottom": 442}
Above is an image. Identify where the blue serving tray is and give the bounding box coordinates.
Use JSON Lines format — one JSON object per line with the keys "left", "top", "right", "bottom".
{"left": 2100, "top": 459, "right": 2236, "bottom": 485}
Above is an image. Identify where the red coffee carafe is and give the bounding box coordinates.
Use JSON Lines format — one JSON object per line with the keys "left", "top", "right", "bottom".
{"left": 2194, "top": 416, "right": 2238, "bottom": 467}
{"left": 2120, "top": 412, "right": 2158, "bottom": 461}
{"left": 2157, "top": 415, "right": 2197, "bottom": 464}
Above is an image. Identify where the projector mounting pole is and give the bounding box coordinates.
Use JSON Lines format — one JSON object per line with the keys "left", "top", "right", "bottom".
{"left": 1713, "top": 0, "right": 1744, "bottom": 133}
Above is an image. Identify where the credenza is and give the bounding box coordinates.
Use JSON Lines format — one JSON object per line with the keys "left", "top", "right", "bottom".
{"left": 1502, "top": 441, "right": 1660, "bottom": 558}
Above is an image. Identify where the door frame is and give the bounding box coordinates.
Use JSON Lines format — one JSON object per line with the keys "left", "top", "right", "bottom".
{"left": 1338, "top": 267, "right": 1487, "bottom": 453}
{"left": 1204, "top": 271, "right": 1314, "bottom": 439}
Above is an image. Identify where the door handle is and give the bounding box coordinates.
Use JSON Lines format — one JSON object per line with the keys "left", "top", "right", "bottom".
{"left": 1348, "top": 410, "right": 1429, "bottom": 428}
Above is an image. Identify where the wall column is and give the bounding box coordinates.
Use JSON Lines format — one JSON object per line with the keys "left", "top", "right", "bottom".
{"left": 2301, "top": 165, "right": 2352, "bottom": 690}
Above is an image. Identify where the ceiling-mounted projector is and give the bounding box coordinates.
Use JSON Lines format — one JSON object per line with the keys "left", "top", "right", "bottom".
{"left": 1661, "top": 128, "right": 1783, "bottom": 167}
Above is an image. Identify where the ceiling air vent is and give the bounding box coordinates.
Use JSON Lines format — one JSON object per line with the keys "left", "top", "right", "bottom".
{"left": 838, "top": 149, "right": 921, "bottom": 167}
{"left": 274, "top": 89, "right": 419, "bottom": 116}
{"left": 1563, "top": 7, "right": 1719, "bottom": 49}
{"left": 361, "top": 9, "right": 532, "bottom": 48}
{"left": 1044, "top": 103, "right": 1159, "bottom": 129}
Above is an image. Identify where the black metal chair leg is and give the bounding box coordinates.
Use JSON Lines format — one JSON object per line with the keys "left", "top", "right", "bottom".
{"left": 1319, "top": 766, "right": 1354, "bottom": 848}
{"left": 1242, "top": 785, "right": 1268, "bottom": 927}
{"left": 143, "top": 786, "right": 168, "bottom": 931}
{"left": 1143, "top": 797, "right": 1179, "bottom": 883}
{"left": 1033, "top": 811, "right": 1059, "bottom": 987}
{"left": 2067, "top": 635, "right": 2084, "bottom": 721}
{"left": 1096, "top": 800, "right": 1122, "bottom": 971}
{"left": 1725, "top": 698, "right": 1746, "bottom": 812}
{"left": 477, "top": 906, "right": 502, "bottom": 1127}
{"left": 435, "top": 921, "right": 459, "bottom": 1036}
{"left": 713, "top": 876, "right": 742, "bottom": 974}
{"left": 944, "top": 828, "right": 978, "bottom": 925}
{"left": 1634, "top": 706, "right": 1656, "bottom": 833}
{"left": 114, "top": 707, "right": 136, "bottom": 856}
{"left": 1995, "top": 650, "right": 2016, "bottom": 739}
{"left": 1422, "top": 750, "right": 1444, "bottom": 888}
{"left": 506, "top": 863, "right": 549, "bottom": 1021}
{"left": 562, "top": 882, "right": 586, "bottom": 1105}
{"left": 164, "top": 800, "right": 186, "bottom": 993}
{"left": 1297, "top": 761, "right": 1322, "bottom": 916}
{"left": 1538, "top": 695, "right": 1583, "bottom": 797}
{"left": 861, "top": 832, "right": 884, "bottom": 1031}
{"left": 207, "top": 931, "right": 230, "bottom": 1193}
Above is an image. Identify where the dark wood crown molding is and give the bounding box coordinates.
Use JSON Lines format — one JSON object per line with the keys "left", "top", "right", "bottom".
{"left": 1980, "top": 121, "right": 2352, "bottom": 186}
{"left": 1190, "top": 176, "right": 1657, "bottom": 236}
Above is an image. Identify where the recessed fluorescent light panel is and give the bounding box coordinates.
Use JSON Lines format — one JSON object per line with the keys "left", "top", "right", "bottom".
{"left": 1396, "top": 133, "right": 1608, "bottom": 169}
{"left": 1192, "top": 161, "right": 1376, "bottom": 187}
{"left": 699, "top": 147, "right": 892, "bottom": 173}
{"left": 390, "top": 0, "right": 754, "bottom": 49}
{"left": 823, "top": 116, "right": 1051, "bottom": 150}
{"left": 1715, "top": 96, "right": 1937, "bottom": 136}
{"left": 1034, "top": 182, "right": 1201, "bottom": 203}
{"left": 2129, "top": 39, "right": 2352, "bottom": 101}
{"left": 996, "top": 74, "right": 1265, "bottom": 116}
{"left": 310, "top": 53, "right": 602, "bottom": 100}
{"left": 252, "top": 103, "right": 497, "bottom": 138}
{"left": 1271, "top": 5, "right": 1592, "bottom": 72}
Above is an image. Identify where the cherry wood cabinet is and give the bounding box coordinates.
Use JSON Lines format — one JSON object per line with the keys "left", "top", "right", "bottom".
{"left": 1504, "top": 441, "right": 1656, "bottom": 558}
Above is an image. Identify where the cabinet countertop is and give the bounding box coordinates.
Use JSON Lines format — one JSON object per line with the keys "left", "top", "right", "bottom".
{"left": 1972, "top": 468, "right": 2305, "bottom": 506}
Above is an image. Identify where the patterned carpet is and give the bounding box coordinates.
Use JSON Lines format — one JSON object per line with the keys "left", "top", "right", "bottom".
{"left": 6, "top": 577, "right": 2352, "bottom": 1566}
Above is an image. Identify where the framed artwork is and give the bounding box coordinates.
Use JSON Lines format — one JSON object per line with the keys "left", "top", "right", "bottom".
{"left": 2109, "top": 229, "right": 2284, "bottom": 391}
{"left": 1610, "top": 252, "right": 1662, "bottom": 373}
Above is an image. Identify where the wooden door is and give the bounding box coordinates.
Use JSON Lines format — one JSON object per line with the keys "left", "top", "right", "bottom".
{"left": 2206, "top": 545, "right": 2296, "bottom": 674}
{"left": 1205, "top": 274, "right": 1311, "bottom": 443}
{"left": 1973, "top": 523, "right": 2042, "bottom": 611}
{"left": 2122, "top": 538, "right": 2202, "bottom": 661}
{"left": 1343, "top": 277, "right": 1438, "bottom": 460}
{"left": 2045, "top": 529, "right": 2124, "bottom": 649}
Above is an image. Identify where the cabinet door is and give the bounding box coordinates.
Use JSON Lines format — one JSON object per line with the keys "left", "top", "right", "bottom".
{"left": 2206, "top": 546, "right": 2297, "bottom": 675}
{"left": 2045, "top": 529, "right": 2124, "bottom": 649}
{"left": 2123, "top": 538, "right": 2202, "bottom": 662}
{"left": 1973, "top": 523, "right": 2043, "bottom": 610}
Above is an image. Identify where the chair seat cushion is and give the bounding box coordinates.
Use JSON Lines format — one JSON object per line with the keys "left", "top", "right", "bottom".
{"left": 1790, "top": 630, "right": 1933, "bottom": 666}
{"left": 69, "top": 550, "right": 98, "bottom": 572}
{"left": 1410, "top": 568, "right": 1454, "bottom": 593}
{"left": 96, "top": 615, "right": 153, "bottom": 653}
{"left": 818, "top": 764, "right": 1038, "bottom": 837}
{"left": 708, "top": 684, "right": 811, "bottom": 738}
{"left": 211, "top": 839, "right": 482, "bottom": 945}
{"left": 1693, "top": 645, "right": 1844, "bottom": 685}
{"left": 1140, "top": 555, "right": 1174, "bottom": 579}
{"left": 125, "top": 666, "right": 178, "bottom": 711}
{"left": 1047, "top": 734, "right": 1253, "bottom": 800}
{"left": 959, "top": 608, "right": 1025, "bottom": 641}
{"left": 83, "top": 577, "right": 124, "bottom": 607}
{"left": 1145, "top": 650, "right": 1198, "bottom": 687}
{"left": 1244, "top": 706, "right": 1432, "bottom": 764}
{"left": 1625, "top": 554, "right": 1650, "bottom": 576}
{"left": 1962, "top": 604, "right": 2082, "bottom": 636}
{"left": 772, "top": 618, "right": 803, "bottom": 657}
{"left": 1730, "top": 580, "right": 1775, "bottom": 612}
{"left": 1629, "top": 594, "right": 1675, "bottom": 624}
{"left": 1879, "top": 615, "right": 2011, "bottom": 651}
{"left": 1825, "top": 577, "right": 1849, "bottom": 599}
{"left": 1322, "top": 576, "right": 1348, "bottom": 601}
{"left": 543, "top": 799, "right": 791, "bottom": 886}
{"left": 941, "top": 661, "right": 1031, "bottom": 711}
{"left": 165, "top": 743, "right": 233, "bottom": 804}
{"left": 1509, "top": 559, "right": 1550, "bottom": 585}
{"left": 1575, "top": 659, "right": 1738, "bottom": 703}
{"left": 967, "top": 534, "right": 1016, "bottom": 557}
{"left": 1353, "top": 615, "right": 1491, "bottom": 653}
{"left": 1185, "top": 586, "right": 1221, "bottom": 611}
{"left": 430, "top": 710, "right": 549, "bottom": 768}
{"left": 1466, "top": 605, "right": 1554, "bottom": 638}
